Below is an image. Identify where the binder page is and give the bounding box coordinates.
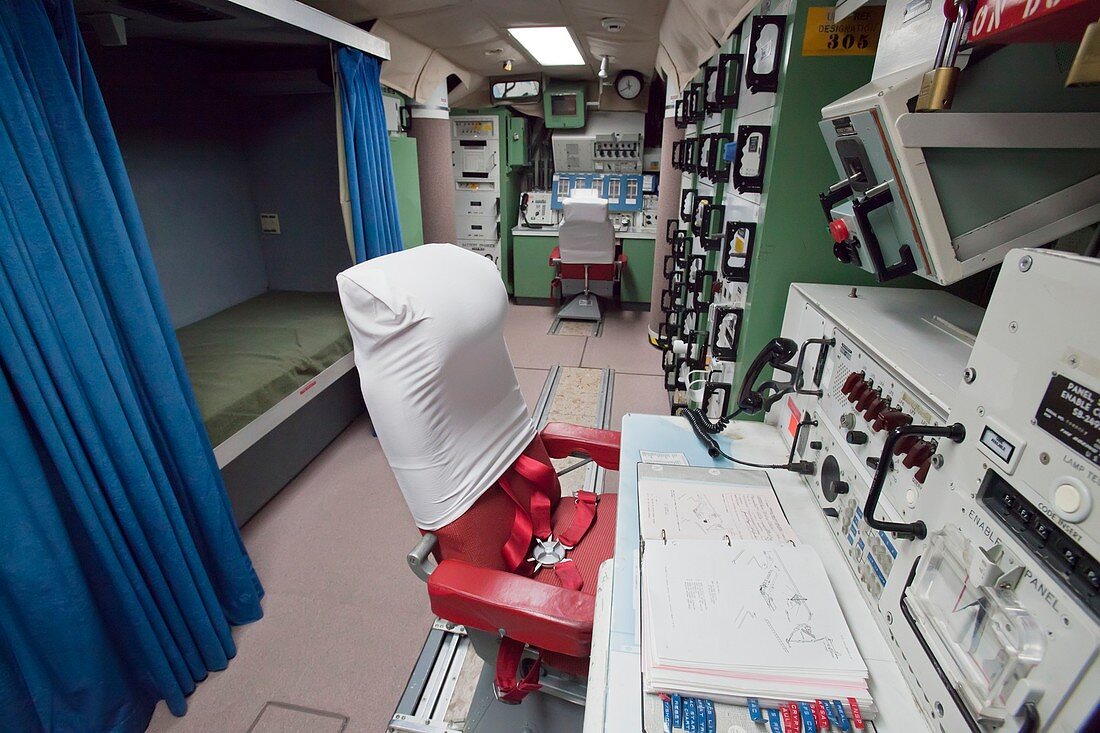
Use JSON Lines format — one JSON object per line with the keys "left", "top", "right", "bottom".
{"left": 638, "top": 463, "right": 797, "bottom": 543}
{"left": 644, "top": 540, "right": 866, "bottom": 676}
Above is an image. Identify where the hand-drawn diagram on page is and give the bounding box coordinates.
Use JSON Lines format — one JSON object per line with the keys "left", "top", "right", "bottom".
{"left": 637, "top": 464, "right": 798, "bottom": 543}
{"left": 729, "top": 545, "right": 859, "bottom": 663}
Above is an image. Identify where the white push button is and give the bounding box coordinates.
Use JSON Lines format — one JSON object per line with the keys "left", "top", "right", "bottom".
{"left": 1055, "top": 483, "right": 1083, "bottom": 514}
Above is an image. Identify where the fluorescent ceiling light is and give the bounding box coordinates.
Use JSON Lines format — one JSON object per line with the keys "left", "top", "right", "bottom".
{"left": 508, "top": 26, "right": 585, "bottom": 67}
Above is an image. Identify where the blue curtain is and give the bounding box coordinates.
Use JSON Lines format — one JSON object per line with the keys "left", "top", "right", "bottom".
{"left": 337, "top": 47, "right": 404, "bottom": 262}
{"left": 0, "top": 1, "right": 263, "bottom": 731}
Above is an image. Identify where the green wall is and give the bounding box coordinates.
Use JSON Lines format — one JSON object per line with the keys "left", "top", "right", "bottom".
{"left": 732, "top": 1, "right": 933, "bottom": 414}
{"left": 388, "top": 135, "right": 424, "bottom": 248}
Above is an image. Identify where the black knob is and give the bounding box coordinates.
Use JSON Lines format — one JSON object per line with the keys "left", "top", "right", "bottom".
{"left": 809, "top": 440, "right": 823, "bottom": 450}
{"left": 833, "top": 241, "right": 853, "bottom": 264}
{"left": 846, "top": 430, "right": 869, "bottom": 445}
{"left": 823, "top": 508, "right": 840, "bottom": 518}
{"left": 820, "top": 455, "right": 849, "bottom": 503}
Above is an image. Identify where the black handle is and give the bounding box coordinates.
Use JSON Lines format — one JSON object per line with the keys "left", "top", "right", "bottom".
{"left": 819, "top": 177, "right": 853, "bottom": 226}
{"left": 866, "top": 423, "right": 966, "bottom": 540}
{"left": 703, "top": 65, "right": 721, "bottom": 114}
{"left": 674, "top": 98, "right": 688, "bottom": 129}
{"left": 852, "top": 184, "right": 917, "bottom": 282}
{"left": 716, "top": 53, "right": 742, "bottom": 109}
{"left": 688, "top": 82, "right": 705, "bottom": 123}
{"left": 681, "top": 188, "right": 696, "bottom": 223}
{"left": 737, "top": 337, "right": 799, "bottom": 414}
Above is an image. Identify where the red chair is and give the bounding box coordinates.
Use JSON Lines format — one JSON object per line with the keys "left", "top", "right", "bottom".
{"left": 337, "top": 243, "right": 619, "bottom": 706}
{"left": 550, "top": 195, "right": 627, "bottom": 321}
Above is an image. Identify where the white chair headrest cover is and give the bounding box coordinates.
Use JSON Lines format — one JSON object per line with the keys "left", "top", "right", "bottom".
{"left": 558, "top": 197, "right": 614, "bottom": 264}
{"left": 337, "top": 243, "right": 535, "bottom": 531}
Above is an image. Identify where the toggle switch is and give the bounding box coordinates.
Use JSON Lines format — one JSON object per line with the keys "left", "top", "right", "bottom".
{"left": 902, "top": 440, "right": 935, "bottom": 469}
{"left": 848, "top": 377, "right": 872, "bottom": 404}
{"left": 856, "top": 387, "right": 880, "bottom": 412}
{"left": 863, "top": 395, "right": 889, "bottom": 423}
{"left": 874, "top": 409, "right": 912, "bottom": 433}
{"left": 893, "top": 434, "right": 919, "bottom": 456}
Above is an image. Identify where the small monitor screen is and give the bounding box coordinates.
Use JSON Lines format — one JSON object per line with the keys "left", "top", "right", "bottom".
{"left": 551, "top": 93, "right": 578, "bottom": 116}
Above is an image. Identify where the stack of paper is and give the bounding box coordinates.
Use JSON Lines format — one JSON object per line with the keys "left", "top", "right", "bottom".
{"left": 636, "top": 463, "right": 873, "bottom": 715}
{"left": 642, "top": 540, "right": 874, "bottom": 714}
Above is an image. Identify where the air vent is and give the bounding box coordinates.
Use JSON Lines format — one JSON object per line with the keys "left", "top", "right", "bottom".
{"left": 117, "top": 0, "right": 232, "bottom": 23}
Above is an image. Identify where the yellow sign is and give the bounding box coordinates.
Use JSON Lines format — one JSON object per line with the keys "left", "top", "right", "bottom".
{"left": 802, "top": 6, "right": 884, "bottom": 56}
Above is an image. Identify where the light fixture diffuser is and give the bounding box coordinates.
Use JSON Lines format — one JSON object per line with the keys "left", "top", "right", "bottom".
{"left": 507, "top": 26, "right": 585, "bottom": 67}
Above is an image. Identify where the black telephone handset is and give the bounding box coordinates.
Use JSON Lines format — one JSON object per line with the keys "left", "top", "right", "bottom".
{"left": 736, "top": 337, "right": 799, "bottom": 415}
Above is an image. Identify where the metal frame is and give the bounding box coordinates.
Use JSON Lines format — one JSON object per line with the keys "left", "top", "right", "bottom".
{"left": 224, "top": 0, "right": 389, "bottom": 58}
{"left": 213, "top": 352, "right": 356, "bottom": 468}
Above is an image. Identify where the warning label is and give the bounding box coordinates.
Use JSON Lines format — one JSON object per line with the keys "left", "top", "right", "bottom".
{"left": 801, "top": 6, "right": 884, "bottom": 57}
{"left": 1035, "top": 374, "right": 1100, "bottom": 467}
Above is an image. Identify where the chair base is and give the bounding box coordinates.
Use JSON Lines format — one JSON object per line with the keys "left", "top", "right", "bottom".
{"left": 557, "top": 293, "right": 602, "bottom": 322}
{"left": 464, "top": 630, "right": 587, "bottom": 732}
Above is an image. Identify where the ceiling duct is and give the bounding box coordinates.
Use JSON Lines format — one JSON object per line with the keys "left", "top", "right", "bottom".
{"left": 117, "top": 0, "right": 233, "bottom": 23}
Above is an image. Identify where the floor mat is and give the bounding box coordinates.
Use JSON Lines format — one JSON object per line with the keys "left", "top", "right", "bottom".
{"left": 250, "top": 702, "right": 348, "bottom": 733}
{"left": 549, "top": 318, "right": 602, "bottom": 337}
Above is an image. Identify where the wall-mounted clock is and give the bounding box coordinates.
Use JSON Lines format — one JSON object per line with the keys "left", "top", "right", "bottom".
{"left": 614, "top": 69, "right": 644, "bottom": 100}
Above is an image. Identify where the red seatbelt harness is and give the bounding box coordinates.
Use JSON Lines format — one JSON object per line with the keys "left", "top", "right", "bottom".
{"left": 493, "top": 452, "right": 600, "bottom": 703}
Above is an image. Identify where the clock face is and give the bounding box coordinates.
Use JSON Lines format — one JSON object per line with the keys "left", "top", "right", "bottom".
{"left": 615, "top": 71, "right": 643, "bottom": 100}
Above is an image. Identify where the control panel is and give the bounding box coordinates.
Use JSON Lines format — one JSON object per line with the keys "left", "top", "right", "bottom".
{"left": 592, "top": 133, "right": 642, "bottom": 173}
{"left": 452, "top": 115, "right": 503, "bottom": 272}
{"left": 772, "top": 284, "right": 982, "bottom": 607}
{"left": 550, "top": 173, "right": 643, "bottom": 212}
{"left": 768, "top": 254, "right": 1100, "bottom": 733}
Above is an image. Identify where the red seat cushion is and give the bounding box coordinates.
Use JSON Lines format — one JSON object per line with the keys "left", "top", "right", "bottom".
{"left": 533, "top": 493, "right": 617, "bottom": 676}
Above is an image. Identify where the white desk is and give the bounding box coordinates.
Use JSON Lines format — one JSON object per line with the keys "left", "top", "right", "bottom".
{"left": 584, "top": 414, "right": 930, "bottom": 732}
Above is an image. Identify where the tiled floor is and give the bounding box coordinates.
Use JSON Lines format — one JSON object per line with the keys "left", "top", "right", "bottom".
{"left": 147, "top": 303, "right": 668, "bottom": 732}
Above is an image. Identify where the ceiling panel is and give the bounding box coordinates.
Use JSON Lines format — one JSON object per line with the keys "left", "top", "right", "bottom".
{"left": 385, "top": 5, "right": 500, "bottom": 49}
{"left": 444, "top": 40, "right": 541, "bottom": 76}
{"left": 471, "top": 0, "right": 566, "bottom": 28}
{"left": 585, "top": 37, "right": 659, "bottom": 74}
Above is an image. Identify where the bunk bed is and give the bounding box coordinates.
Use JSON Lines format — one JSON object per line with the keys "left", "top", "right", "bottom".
{"left": 78, "top": 0, "right": 392, "bottom": 525}
{"left": 181, "top": 291, "right": 361, "bottom": 525}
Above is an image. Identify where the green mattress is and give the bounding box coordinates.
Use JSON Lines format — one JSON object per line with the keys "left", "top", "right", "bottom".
{"left": 177, "top": 290, "right": 353, "bottom": 447}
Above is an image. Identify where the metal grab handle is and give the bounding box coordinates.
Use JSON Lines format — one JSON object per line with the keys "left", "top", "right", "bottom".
{"left": 866, "top": 423, "right": 966, "bottom": 540}
{"left": 407, "top": 532, "right": 439, "bottom": 582}
{"left": 852, "top": 182, "right": 917, "bottom": 281}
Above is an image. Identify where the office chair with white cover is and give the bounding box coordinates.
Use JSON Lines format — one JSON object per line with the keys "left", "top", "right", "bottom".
{"left": 337, "top": 243, "right": 619, "bottom": 713}
{"left": 551, "top": 195, "right": 627, "bottom": 321}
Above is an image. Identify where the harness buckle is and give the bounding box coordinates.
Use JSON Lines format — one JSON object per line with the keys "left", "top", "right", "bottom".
{"left": 527, "top": 535, "right": 569, "bottom": 573}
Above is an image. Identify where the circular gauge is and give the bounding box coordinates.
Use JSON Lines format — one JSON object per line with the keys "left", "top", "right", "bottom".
{"left": 615, "top": 70, "right": 645, "bottom": 100}
{"left": 820, "top": 454, "right": 850, "bottom": 503}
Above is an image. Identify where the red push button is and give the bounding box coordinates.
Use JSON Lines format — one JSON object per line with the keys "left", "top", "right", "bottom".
{"left": 829, "top": 219, "right": 850, "bottom": 244}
